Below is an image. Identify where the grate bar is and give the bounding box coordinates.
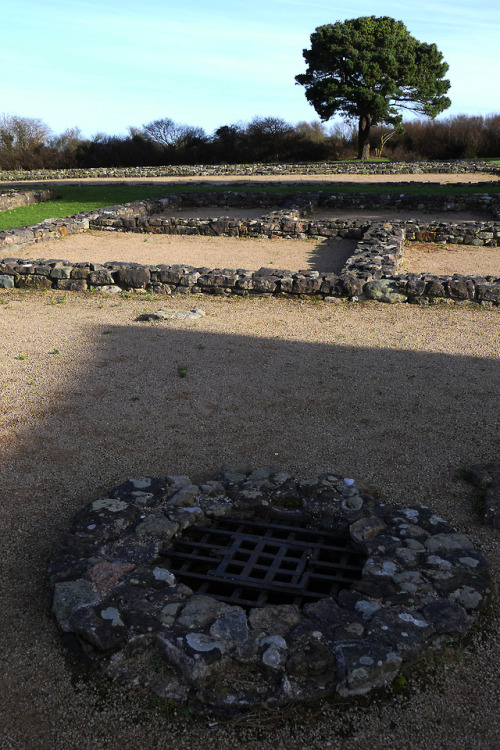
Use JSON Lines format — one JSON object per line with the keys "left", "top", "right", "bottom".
{"left": 165, "top": 516, "right": 365, "bottom": 608}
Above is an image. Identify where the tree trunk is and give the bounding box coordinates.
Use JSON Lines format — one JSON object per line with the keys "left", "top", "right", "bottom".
{"left": 357, "top": 114, "right": 372, "bottom": 160}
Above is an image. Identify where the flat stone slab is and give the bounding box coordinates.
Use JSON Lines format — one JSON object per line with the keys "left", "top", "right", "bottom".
{"left": 146, "top": 308, "right": 205, "bottom": 321}
{"left": 49, "top": 467, "right": 491, "bottom": 714}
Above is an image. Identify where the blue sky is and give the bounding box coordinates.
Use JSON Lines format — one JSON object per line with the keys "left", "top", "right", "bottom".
{"left": 1, "top": 0, "right": 499, "bottom": 139}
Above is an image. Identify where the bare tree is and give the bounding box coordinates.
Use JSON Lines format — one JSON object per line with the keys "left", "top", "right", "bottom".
{"left": 48, "top": 126, "right": 84, "bottom": 152}
{"left": 246, "top": 116, "right": 292, "bottom": 140}
{"left": 142, "top": 118, "right": 206, "bottom": 148}
{"left": 245, "top": 117, "right": 293, "bottom": 160}
{"left": 371, "top": 125, "right": 404, "bottom": 158}
{"left": 0, "top": 114, "right": 51, "bottom": 151}
{"left": 0, "top": 114, "right": 52, "bottom": 168}
{"left": 294, "top": 120, "right": 328, "bottom": 142}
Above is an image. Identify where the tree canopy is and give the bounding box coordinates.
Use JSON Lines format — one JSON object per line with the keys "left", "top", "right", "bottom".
{"left": 295, "top": 16, "right": 451, "bottom": 159}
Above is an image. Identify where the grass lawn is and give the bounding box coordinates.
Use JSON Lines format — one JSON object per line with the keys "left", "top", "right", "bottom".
{"left": 1, "top": 180, "right": 500, "bottom": 232}
{"left": 0, "top": 184, "right": 186, "bottom": 231}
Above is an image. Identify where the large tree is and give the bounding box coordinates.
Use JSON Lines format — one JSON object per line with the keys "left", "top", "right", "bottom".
{"left": 295, "top": 16, "right": 451, "bottom": 160}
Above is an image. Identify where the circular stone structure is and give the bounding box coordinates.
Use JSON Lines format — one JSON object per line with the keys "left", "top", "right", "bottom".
{"left": 49, "top": 467, "right": 491, "bottom": 713}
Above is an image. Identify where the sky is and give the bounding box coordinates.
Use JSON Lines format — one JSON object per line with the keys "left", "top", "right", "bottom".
{"left": 1, "top": 0, "right": 499, "bottom": 139}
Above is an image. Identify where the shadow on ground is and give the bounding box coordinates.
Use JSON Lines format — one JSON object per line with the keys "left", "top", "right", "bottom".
{"left": 0, "top": 308, "right": 499, "bottom": 748}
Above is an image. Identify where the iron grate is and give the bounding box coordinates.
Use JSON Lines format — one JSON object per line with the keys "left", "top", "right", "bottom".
{"left": 164, "top": 516, "right": 366, "bottom": 608}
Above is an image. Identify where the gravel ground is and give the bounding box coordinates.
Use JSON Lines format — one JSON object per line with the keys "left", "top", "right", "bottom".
{"left": 1, "top": 171, "right": 498, "bottom": 188}
{"left": 401, "top": 242, "right": 500, "bottom": 276}
{"left": 20, "top": 231, "right": 358, "bottom": 275}
{"left": 1, "top": 288, "right": 499, "bottom": 750}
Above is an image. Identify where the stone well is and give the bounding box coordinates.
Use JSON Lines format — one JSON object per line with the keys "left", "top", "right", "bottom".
{"left": 49, "top": 467, "right": 491, "bottom": 714}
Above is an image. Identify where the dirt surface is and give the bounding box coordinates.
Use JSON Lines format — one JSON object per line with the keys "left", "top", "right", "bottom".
{"left": 402, "top": 242, "right": 500, "bottom": 276}
{"left": 1, "top": 171, "right": 499, "bottom": 190}
{"left": 1, "top": 172, "right": 499, "bottom": 749}
{"left": 19, "top": 231, "right": 357, "bottom": 274}
{"left": 157, "top": 207, "right": 483, "bottom": 222}
{"left": 309, "top": 208, "right": 483, "bottom": 222}
{"left": 0, "top": 289, "right": 499, "bottom": 750}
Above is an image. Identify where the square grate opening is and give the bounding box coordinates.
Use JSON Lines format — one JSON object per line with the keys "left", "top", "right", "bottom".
{"left": 163, "top": 516, "right": 366, "bottom": 608}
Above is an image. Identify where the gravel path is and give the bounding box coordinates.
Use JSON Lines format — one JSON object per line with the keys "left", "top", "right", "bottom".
{"left": 1, "top": 289, "right": 499, "bottom": 749}
{"left": 2, "top": 171, "right": 498, "bottom": 187}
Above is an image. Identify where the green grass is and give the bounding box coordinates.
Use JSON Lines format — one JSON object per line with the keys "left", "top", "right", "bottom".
{"left": 0, "top": 184, "right": 185, "bottom": 231}
{"left": 1, "top": 179, "right": 499, "bottom": 232}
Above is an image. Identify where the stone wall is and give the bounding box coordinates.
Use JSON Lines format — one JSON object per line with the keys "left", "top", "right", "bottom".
{"left": 0, "top": 188, "right": 57, "bottom": 211}
{"left": 0, "top": 159, "right": 499, "bottom": 181}
{"left": 0, "top": 191, "right": 498, "bottom": 305}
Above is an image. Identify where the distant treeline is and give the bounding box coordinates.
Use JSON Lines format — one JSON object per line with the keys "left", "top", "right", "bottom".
{"left": 1, "top": 113, "right": 499, "bottom": 170}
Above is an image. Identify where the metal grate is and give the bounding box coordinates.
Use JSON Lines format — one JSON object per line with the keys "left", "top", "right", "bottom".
{"left": 164, "top": 516, "right": 366, "bottom": 608}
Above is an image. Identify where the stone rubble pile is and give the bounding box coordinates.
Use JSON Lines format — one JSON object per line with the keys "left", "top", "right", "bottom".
{"left": 1, "top": 159, "right": 499, "bottom": 181}
{"left": 49, "top": 467, "right": 491, "bottom": 714}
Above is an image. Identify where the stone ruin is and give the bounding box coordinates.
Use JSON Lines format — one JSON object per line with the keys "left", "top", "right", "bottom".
{"left": 1, "top": 187, "right": 499, "bottom": 304}
{"left": 49, "top": 467, "right": 491, "bottom": 714}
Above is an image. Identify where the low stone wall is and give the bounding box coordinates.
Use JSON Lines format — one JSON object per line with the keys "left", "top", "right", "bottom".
{"left": 0, "top": 191, "right": 499, "bottom": 305}
{"left": 0, "top": 212, "right": 91, "bottom": 251}
{"left": 87, "top": 190, "right": 500, "bottom": 225}
{"left": 315, "top": 191, "right": 500, "bottom": 219}
{"left": 0, "top": 159, "right": 499, "bottom": 182}
{"left": 1, "top": 247, "right": 497, "bottom": 305}
{"left": 0, "top": 188, "right": 56, "bottom": 211}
